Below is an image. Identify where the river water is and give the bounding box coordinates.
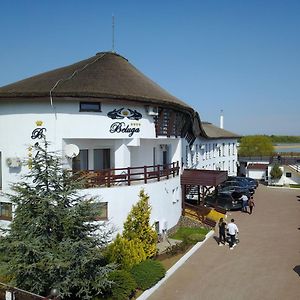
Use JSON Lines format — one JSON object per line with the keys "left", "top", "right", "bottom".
{"left": 274, "top": 143, "right": 300, "bottom": 153}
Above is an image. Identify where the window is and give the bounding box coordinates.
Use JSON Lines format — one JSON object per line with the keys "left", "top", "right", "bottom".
{"left": 153, "top": 147, "right": 156, "bottom": 165}
{"left": 72, "top": 149, "right": 88, "bottom": 171}
{"left": 93, "top": 202, "right": 108, "bottom": 220}
{"left": 195, "top": 144, "right": 199, "bottom": 164}
{"left": 94, "top": 149, "right": 111, "bottom": 170}
{"left": 0, "top": 202, "right": 12, "bottom": 221}
{"left": 286, "top": 172, "right": 292, "bottom": 178}
{"left": 185, "top": 145, "right": 189, "bottom": 166}
{"left": 80, "top": 102, "right": 101, "bottom": 112}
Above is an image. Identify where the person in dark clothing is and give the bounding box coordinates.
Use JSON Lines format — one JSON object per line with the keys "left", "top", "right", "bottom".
{"left": 218, "top": 217, "right": 227, "bottom": 246}
{"left": 248, "top": 198, "right": 255, "bottom": 214}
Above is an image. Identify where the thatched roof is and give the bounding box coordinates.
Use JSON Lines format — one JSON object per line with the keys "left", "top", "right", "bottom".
{"left": 201, "top": 122, "right": 240, "bottom": 139}
{"left": 0, "top": 52, "right": 191, "bottom": 110}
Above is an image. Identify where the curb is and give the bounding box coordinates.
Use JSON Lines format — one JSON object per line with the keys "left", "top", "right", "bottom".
{"left": 136, "top": 230, "right": 214, "bottom": 300}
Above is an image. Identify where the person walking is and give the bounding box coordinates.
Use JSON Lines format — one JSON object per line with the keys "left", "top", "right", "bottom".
{"left": 227, "top": 218, "right": 239, "bottom": 250}
{"left": 218, "top": 217, "right": 227, "bottom": 246}
{"left": 248, "top": 197, "right": 255, "bottom": 214}
{"left": 240, "top": 194, "right": 249, "bottom": 213}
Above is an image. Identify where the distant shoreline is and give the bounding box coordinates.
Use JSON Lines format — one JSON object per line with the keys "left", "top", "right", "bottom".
{"left": 274, "top": 144, "right": 300, "bottom": 149}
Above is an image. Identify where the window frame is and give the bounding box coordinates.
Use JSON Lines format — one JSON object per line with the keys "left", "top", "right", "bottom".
{"left": 0, "top": 202, "right": 12, "bottom": 221}
{"left": 79, "top": 102, "right": 102, "bottom": 112}
{"left": 93, "top": 202, "right": 108, "bottom": 221}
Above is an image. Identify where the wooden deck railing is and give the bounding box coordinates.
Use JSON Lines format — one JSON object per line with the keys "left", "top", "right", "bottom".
{"left": 76, "top": 161, "right": 180, "bottom": 188}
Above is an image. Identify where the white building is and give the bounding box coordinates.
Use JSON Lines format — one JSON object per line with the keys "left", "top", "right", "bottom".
{"left": 0, "top": 52, "right": 239, "bottom": 234}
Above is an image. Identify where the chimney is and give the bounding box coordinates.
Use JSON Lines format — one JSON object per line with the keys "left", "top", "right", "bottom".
{"left": 220, "top": 110, "right": 224, "bottom": 129}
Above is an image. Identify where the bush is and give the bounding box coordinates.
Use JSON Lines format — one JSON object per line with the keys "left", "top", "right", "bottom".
{"left": 104, "top": 270, "right": 137, "bottom": 300}
{"left": 106, "top": 234, "right": 146, "bottom": 271}
{"left": 270, "top": 164, "right": 283, "bottom": 179}
{"left": 130, "top": 259, "right": 166, "bottom": 290}
{"left": 123, "top": 190, "right": 158, "bottom": 258}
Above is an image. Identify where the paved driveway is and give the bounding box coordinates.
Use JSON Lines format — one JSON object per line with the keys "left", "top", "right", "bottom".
{"left": 148, "top": 185, "right": 300, "bottom": 300}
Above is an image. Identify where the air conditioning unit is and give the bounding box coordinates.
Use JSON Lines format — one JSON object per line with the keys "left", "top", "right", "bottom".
{"left": 6, "top": 157, "right": 22, "bottom": 168}
{"left": 146, "top": 106, "right": 158, "bottom": 116}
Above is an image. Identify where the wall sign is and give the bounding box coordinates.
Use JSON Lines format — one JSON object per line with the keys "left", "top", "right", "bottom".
{"left": 31, "top": 127, "right": 47, "bottom": 139}
{"left": 110, "top": 122, "right": 140, "bottom": 137}
{"left": 107, "top": 108, "right": 142, "bottom": 120}
{"left": 108, "top": 108, "right": 142, "bottom": 137}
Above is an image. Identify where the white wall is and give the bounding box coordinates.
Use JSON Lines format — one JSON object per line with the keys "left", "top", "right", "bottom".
{"left": 0, "top": 100, "right": 182, "bottom": 233}
{"left": 268, "top": 165, "right": 300, "bottom": 186}
{"left": 182, "top": 137, "right": 238, "bottom": 176}
{"left": 80, "top": 177, "right": 181, "bottom": 235}
{"left": 0, "top": 100, "right": 173, "bottom": 193}
{"left": 247, "top": 169, "right": 266, "bottom": 180}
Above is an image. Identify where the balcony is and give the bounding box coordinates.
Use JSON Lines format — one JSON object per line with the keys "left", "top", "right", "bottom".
{"left": 76, "top": 161, "right": 180, "bottom": 188}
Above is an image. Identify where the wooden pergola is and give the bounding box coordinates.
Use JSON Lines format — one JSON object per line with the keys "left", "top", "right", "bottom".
{"left": 180, "top": 169, "right": 228, "bottom": 213}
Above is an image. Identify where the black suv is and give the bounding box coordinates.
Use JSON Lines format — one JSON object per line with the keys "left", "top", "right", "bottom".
{"left": 204, "top": 191, "right": 243, "bottom": 211}
{"left": 220, "top": 180, "right": 255, "bottom": 196}
{"left": 228, "top": 176, "right": 258, "bottom": 190}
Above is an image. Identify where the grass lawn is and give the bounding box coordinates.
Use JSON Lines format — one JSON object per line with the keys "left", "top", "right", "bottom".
{"left": 169, "top": 227, "right": 210, "bottom": 240}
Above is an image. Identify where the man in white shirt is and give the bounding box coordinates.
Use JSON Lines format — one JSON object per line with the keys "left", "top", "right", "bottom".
{"left": 240, "top": 194, "right": 249, "bottom": 213}
{"left": 227, "top": 218, "right": 239, "bottom": 250}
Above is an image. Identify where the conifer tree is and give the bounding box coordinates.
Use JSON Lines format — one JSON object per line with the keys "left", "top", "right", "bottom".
{"left": 270, "top": 163, "right": 283, "bottom": 179}
{"left": 122, "top": 189, "right": 158, "bottom": 258}
{"left": 0, "top": 140, "right": 115, "bottom": 299}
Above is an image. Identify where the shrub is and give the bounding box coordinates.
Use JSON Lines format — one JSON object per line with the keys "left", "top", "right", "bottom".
{"left": 104, "top": 270, "right": 137, "bottom": 300}
{"left": 123, "top": 190, "right": 158, "bottom": 258}
{"left": 130, "top": 259, "right": 166, "bottom": 290}
{"left": 106, "top": 234, "right": 146, "bottom": 271}
{"left": 270, "top": 164, "right": 283, "bottom": 179}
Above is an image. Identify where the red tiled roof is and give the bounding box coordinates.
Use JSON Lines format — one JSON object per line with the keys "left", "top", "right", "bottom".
{"left": 247, "top": 163, "right": 268, "bottom": 170}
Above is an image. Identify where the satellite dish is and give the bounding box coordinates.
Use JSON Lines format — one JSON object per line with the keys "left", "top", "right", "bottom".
{"left": 64, "top": 144, "right": 80, "bottom": 158}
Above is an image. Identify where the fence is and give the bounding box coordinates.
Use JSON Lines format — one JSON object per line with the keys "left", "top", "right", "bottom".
{"left": 76, "top": 161, "right": 180, "bottom": 188}
{"left": 0, "top": 282, "right": 46, "bottom": 300}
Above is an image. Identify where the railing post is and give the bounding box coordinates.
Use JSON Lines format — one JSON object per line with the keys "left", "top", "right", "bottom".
{"left": 127, "top": 167, "right": 131, "bottom": 186}
{"left": 157, "top": 165, "right": 160, "bottom": 181}
{"left": 107, "top": 169, "right": 111, "bottom": 187}
{"left": 166, "top": 164, "right": 169, "bottom": 179}
{"left": 144, "top": 166, "right": 147, "bottom": 184}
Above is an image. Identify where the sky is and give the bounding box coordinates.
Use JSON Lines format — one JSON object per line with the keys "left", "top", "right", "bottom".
{"left": 0, "top": 0, "right": 299, "bottom": 135}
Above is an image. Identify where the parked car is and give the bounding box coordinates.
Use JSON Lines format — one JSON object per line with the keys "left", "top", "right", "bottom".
{"left": 218, "top": 185, "right": 251, "bottom": 199}
{"left": 243, "top": 177, "right": 259, "bottom": 189}
{"left": 228, "top": 176, "right": 258, "bottom": 190}
{"left": 204, "top": 191, "right": 243, "bottom": 211}
{"left": 220, "top": 180, "right": 255, "bottom": 195}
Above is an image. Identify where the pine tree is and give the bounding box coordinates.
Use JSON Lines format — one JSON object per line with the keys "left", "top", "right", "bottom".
{"left": 0, "top": 140, "right": 115, "bottom": 299}
{"left": 123, "top": 189, "right": 158, "bottom": 258}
